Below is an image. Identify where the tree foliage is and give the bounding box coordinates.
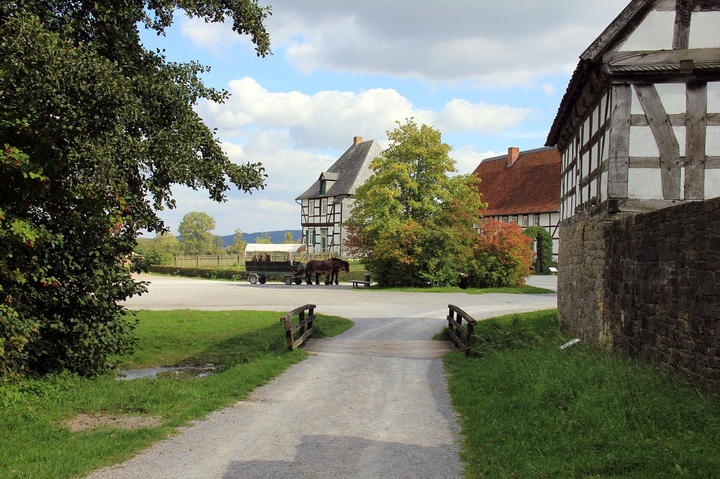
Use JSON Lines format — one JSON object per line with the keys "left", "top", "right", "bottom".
{"left": 523, "top": 226, "right": 554, "bottom": 275}
{"left": 255, "top": 231, "right": 272, "bottom": 244}
{"left": 178, "top": 211, "right": 223, "bottom": 255}
{"left": 465, "top": 219, "right": 533, "bottom": 288}
{"left": 226, "top": 229, "right": 247, "bottom": 255}
{"left": 0, "top": 0, "right": 271, "bottom": 377}
{"left": 345, "top": 119, "right": 485, "bottom": 287}
{"left": 138, "top": 233, "right": 181, "bottom": 266}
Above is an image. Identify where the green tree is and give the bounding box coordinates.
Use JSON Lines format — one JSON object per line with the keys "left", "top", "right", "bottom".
{"left": 226, "top": 229, "right": 248, "bottom": 255}
{"left": 255, "top": 231, "right": 272, "bottom": 244}
{"left": 523, "top": 226, "right": 554, "bottom": 274}
{"left": 178, "top": 212, "right": 223, "bottom": 255}
{"left": 141, "top": 233, "right": 182, "bottom": 266}
{"left": 345, "top": 119, "right": 485, "bottom": 287}
{"left": 283, "top": 231, "right": 295, "bottom": 244}
{"left": 0, "top": 1, "right": 270, "bottom": 377}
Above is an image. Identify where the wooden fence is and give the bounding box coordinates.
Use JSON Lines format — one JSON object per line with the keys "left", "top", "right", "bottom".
{"left": 446, "top": 304, "right": 477, "bottom": 356}
{"left": 174, "top": 255, "right": 242, "bottom": 268}
{"left": 280, "top": 304, "right": 316, "bottom": 350}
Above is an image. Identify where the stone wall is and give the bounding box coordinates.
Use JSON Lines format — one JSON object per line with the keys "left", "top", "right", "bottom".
{"left": 558, "top": 197, "right": 720, "bottom": 386}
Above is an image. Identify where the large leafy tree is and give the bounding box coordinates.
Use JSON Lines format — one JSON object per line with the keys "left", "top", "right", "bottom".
{"left": 0, "top": 0, "right": 270, "bottom": 377}
{"left": 178, "top": 211, "right": 223, "bottom": 255}
{"left": 345, "top": 119, "right": 485, "bottom": 287}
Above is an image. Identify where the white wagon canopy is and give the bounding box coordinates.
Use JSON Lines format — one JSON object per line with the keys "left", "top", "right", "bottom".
{"left": 244, "top": 244, "right": 307, "bottom": 285}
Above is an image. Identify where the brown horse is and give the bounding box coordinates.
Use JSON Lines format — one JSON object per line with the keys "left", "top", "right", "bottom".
{"left": 305, "top": 258, "right": 350, "bottom": 285}
{"left": 327, "top": 258, "right": 350, "bottom": 285}
{"left": 305, "top": 260, "right": 335, "bottom": 285}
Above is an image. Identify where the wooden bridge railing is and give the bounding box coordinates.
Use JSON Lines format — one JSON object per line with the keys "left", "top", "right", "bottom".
{"left": 446, "top": 304, "right": 477, "bottom": 356}
{"left": 280, "top": 304, "right": 317, "bottom": 350}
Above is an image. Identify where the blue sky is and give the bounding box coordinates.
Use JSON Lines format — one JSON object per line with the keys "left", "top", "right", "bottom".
{"left": 139, "top": 0, "right": 630, "bottom": 237}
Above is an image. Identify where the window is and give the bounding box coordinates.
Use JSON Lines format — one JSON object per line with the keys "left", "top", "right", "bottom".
{"left": 512, "top": 215, "right": 518, "bottom": 224}
{"left": 534, "top": 214, "right": 540, "bottom": 226}
{"left": 522, "top": 215, "right": 528, "bottom": 227}
{"left": 322, "top": 198, "right": 328, "bottom": 216}
{"left": 320, "top": 181, "right": 326, "bottom": 195}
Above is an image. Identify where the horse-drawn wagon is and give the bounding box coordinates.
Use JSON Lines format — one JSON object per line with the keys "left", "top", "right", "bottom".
{"left": 244, "top": 244, "right": 307, "bottom": 285}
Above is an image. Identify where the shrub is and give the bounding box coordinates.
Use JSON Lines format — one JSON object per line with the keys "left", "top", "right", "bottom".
{"left": 465, "top": 219, "right": 532, "bottom": 288}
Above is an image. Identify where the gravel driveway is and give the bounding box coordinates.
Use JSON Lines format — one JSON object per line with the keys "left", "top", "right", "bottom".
{"left": 86, "top": 275, "right": 556, "bottom": 478}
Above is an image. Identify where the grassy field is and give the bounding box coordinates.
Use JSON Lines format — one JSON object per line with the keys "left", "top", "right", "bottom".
{"left": 444, "top": 309, "right": 720, "bottom": 478}
{"left": 0, "top": 310, "right": 353, "bottom": 479}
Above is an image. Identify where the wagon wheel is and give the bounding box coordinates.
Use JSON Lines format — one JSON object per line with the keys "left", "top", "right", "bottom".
{"left": 294, "top": 278, "right": 302, "bottom": 285}
{"left": 258, "top": 276, "right": 267, "bottom": 284}
{"left": 283, "top": 276, "right": 293, "bottom": 286}
{"left": 248, "top": 273, "right": 258, "bottom": 284}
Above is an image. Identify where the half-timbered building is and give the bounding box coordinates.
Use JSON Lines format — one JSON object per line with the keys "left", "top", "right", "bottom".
{"left": 472, "top": 146, "right": 561, "bottom": 260}
{"left": 296, "top": 136, "right": 383, "bottom": 256}
{"left": 547, "top": 0, "right": 720, "bottom": 219}
{"left": 546, "top": 0, "right": 720, "bottom": 352}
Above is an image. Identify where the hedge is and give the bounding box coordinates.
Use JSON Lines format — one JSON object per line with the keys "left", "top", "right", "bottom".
{"left": 146, "top": 265, "right": 369, "bottom": 283}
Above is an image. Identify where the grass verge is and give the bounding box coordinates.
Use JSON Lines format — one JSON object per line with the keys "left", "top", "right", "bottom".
{"left": 371, "top": 284, "right": 554, "bottom": 294}
{"left": 0, "top": 310, "right": 353, "bottom": 479}
{"left": 444, "top": 309, "right": 720, "bottom": 478}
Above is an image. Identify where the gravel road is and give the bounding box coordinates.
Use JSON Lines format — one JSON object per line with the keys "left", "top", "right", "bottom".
{"left": 86, "top": 275, "right": 556, "bottom": 478}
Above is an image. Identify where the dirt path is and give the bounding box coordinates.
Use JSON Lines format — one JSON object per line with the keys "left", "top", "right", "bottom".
{"left": 86, "top": 275, "right": 556, "bottom": 478}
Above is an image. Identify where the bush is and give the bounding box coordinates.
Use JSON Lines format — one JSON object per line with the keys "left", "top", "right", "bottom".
{"left": 465, "top": 219, "right": 532, "bottom": 288}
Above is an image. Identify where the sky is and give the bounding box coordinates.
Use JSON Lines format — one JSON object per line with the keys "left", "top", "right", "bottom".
{"left": 138, "top": 0, "right": 631, "bottom": 237}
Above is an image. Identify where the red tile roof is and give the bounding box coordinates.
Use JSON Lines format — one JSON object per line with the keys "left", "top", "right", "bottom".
{"left": 472, "top": 147, "right": 561, "bottom": 216}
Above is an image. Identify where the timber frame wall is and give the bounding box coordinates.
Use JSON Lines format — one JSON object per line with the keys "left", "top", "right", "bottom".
{"left": 549, "top": 0, "right": 720, "bottom": 387}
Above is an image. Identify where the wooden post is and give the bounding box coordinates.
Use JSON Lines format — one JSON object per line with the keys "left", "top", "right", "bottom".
{"left": 447, "top": 304, "right": 477, "bottom": 356}
{"left": 280, "top": 304, "right": 317, "bottom": 350}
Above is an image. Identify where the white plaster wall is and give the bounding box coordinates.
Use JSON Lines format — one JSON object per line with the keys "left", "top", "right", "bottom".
{"left": 689, "top": 12, "right": 720, "bottom": 49}
{"left": 618, "top": 11, "right": 675, "bottom": 51}
{"left": 707, "top": 126, "right": 720, "bottom": 156}
{"left": 630, "top": 126, "right": 660, "bottom": 157}
{"left": 706, "top": 170, "right": 720, "bottom": 199}
{"left": 628, "top": 168, "right": 663, "bottom": 199}
{"left": 708, "top": 83, "right": 720, "bottom": 113}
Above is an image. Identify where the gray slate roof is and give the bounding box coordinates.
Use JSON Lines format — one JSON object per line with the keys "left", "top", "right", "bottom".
{"left": 296, "top": 139, "right": 383, "bottom": 200}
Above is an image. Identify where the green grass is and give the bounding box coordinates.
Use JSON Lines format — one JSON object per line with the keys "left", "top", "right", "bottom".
{"left": 444, "top": 309, "right": 720, "bottom": 478}
{"left": 0, "top": 310, "right": 353, "bottom": 479}
{"left": 369, "top": 284, "right": 554, "bottom": 294}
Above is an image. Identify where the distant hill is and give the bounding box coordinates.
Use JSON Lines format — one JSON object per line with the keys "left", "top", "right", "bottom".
{"left": 220, "top": 230, "right": 302, "bottom": 248}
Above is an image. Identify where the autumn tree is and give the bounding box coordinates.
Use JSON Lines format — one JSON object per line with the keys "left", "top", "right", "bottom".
{"left": 345, "top": 119, "right": 485, "bottom": 287}
{"left": 465, "top": 219, "right": 533, "bottom": 288}
{"left": 0, "top": 1, "right": 270, "bottom": 377}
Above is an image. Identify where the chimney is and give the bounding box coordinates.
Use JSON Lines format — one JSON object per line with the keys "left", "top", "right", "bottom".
{"left": 507, "top": 147, "right": 520, "bottom": 166}
{"left": 353, "top": 136, "right": 363, "bottom": 146}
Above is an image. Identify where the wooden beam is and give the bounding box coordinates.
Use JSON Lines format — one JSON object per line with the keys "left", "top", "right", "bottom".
{"left": 608, "top": 84, "right": 632, "bottom": 199}
{"left": 673, "top": 0, "right": 693, "bottom": 50}
{"left": 634, "top": 84, "right": 682, "bottom": 200}
{"left": 605, "top": 48, "right": 720, "bottom": 65}
{"left": 685, "top": 82, "right": 707, "bottom": 200}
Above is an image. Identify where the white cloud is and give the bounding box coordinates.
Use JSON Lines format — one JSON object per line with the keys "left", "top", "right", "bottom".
{"left": 264, "top": 0, "right": 629, "bottom": 87}
{"left": 436, "top": 99, "right": 534, "bottom": 135}
{"left": 197, "top": 78, "right": 532, "bottom": 151}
